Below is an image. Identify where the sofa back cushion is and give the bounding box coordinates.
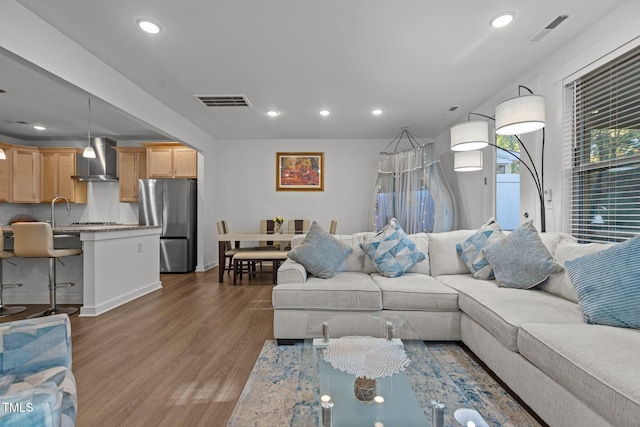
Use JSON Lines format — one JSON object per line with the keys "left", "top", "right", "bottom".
{"left": 291, "top": 232, "right": 375, "bottom": 273}
{"left": 539, "top": 240, "right": 613, "bottom": 303}
{"left": 428, "top": 230, "right": 476, "bottom": 276}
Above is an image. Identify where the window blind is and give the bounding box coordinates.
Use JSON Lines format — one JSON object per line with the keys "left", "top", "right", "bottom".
{"left": 563, "top": 45, "right": 640, "bottom": 243}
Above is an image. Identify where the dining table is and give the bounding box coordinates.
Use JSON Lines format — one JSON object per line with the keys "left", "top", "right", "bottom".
{"left": 217, "top": 232, "right": 298, "bottom": 282}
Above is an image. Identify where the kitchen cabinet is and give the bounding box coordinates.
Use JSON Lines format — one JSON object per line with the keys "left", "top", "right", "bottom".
{"left": 144, "top": 143, "right": 197, "bottom": 178}
{"left": 116, "top": 147, "right": 147, "bottom": 202}
{"left": 10, "top": 145, "right": 40, "bottom": 203}
{"left": 0, "top": 143, "right": 11, "bottom": 202}
{"left": 39, "top": 148, "right": 87, "bottom": 203}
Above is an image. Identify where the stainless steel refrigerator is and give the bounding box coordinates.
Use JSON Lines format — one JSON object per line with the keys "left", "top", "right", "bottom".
{"left": 139, "top": 179, "right": 197, "bottom": 273}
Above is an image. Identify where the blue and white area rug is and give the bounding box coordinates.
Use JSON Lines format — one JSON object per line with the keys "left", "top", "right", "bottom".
{"left": 227, "top": 341, "right": 541, "bottom": 427}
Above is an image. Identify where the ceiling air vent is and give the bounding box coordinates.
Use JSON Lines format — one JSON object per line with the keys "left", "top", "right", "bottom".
{"left": 195, "top": 95, "right": 252, "bottom": 107}
{"left": 443, "top": 105, "right": 461, "bottom": 116}
{"left": 529, "top": 14, "right": 569, "bottom": 42}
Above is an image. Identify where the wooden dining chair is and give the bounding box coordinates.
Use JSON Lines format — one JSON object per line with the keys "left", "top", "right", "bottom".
{"left": 217, "top": 220, "right": 255, "bottom": 275}
{"left": 287, "top": 219, "right": 310, "bottom": 234}
{"left": 258, "top": 219, "right": 280, "bottom": 250}
{"left": 329, "top": 219, "right": 338, "bottom": 235}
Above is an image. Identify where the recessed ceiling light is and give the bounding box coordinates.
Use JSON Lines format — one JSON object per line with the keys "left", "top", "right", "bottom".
{"left": 319, "top": 110, "right": 330, "bottom": 116}
{"left": 33, "top": 125, "right": 46, "bottom": 131}
{"left": 490, "top": 12, "right": 515, "bottom": 28}
{"left": 137, "top": 19, "right": 162, "bottom": 34}
{"left": 267, "top": 110, "right": 280, "bottom": 117}
{"left": 372, "top": 109, "right": 383, "bottom": 116}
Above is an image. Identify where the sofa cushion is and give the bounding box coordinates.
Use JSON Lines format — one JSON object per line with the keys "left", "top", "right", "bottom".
{"left": 334, "top": 234, "right": 367, "bottom": 272}
{"left": 428, "top": 230, "right": 476, "bottom": 276}
{"left": 437, "top": 274, "right": 584, "bottom": 351}
{"left": 539, "top": 240, "right": 614, "bottom": 303}
{"left": 456, "top": 218, "right": 505, "bottom": 280}
{"left": 565, "top": 237, "right": 640, "bottom": 329}
{"left": 483, "top": 221, "right": 564, "bottom": 289}
{"left": 370, "top": 273, "right": 459, "bottom": 311}
{"left": 518, "top": 323, "right": 640, "bottom": 427}
{"left": 360, "top": 219, "right": 425, "bottom": 278}
{"left": 272, "top": 272, "right": 382, "bottom": 311}
{"left": 287, "top": 221, "right": 352, "bottom": 279}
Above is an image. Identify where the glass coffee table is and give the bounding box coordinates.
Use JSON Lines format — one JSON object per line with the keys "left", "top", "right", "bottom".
{"left": 306, "top": 314, "right": 429, "bottom": 426}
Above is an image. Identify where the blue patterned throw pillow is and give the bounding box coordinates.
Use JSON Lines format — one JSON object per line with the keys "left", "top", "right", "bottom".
{"left": 565, "top": 237, "right": 640, "bottom": 329}
{"left": 360, "top": 218, "right": 426, "bottom": 278}
{"left": 287, "top": 221, "right": 352, "bottom": 279}
{"left": 483, "top": 221, "right": 564, "bottom": 289}
{"left": 456, "top": 218, "right": 505, "bottom": 280}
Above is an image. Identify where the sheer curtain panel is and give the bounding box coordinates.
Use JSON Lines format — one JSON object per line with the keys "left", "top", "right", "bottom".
{"left": 370, "top": 143, "right": 455, "bottom": 234}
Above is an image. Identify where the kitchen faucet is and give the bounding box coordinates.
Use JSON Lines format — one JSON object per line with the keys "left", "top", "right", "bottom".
{"left": 50, "top": 196, "right": 70, "bottom": 228}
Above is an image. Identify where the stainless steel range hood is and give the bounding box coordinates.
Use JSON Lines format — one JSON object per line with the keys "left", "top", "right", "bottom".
{"left": 72, "top": 137, "right": 118, "bottom": 182}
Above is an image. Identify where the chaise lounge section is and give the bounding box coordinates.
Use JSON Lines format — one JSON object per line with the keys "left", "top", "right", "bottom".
{"left": 272, "top": 227, "right": 640, "bottom": 426}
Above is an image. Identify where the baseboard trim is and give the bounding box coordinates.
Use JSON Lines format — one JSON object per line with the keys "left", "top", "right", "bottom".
{"left": 79, "top": 281, "right": 163, "bottom": 317}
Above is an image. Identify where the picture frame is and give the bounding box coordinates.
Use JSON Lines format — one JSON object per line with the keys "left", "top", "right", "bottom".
{"left": 276, "top": 152, "right": 324, "bottom": 191}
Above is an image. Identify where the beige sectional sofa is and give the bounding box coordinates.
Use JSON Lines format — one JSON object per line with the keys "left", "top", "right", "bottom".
{"left": 272, "top": 230, "right": 640, "bottom": 427}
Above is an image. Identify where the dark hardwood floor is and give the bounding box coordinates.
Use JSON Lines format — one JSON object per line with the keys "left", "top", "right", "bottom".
{"left": 1, "top": 267, "right": 275, "bottom": 427}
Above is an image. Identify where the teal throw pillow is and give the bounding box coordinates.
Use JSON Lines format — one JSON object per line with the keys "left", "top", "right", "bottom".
{"left": 287, "top": 221, "right": 352, "bottom": 279}
{"left": 360, "top": 218, "right": 426, "bottom": 278}
{"left": 456, "top": 218, "right": 506, "bottom": 280}
{"left": 565, "top": 237, "right": 640, "bottom": 329}
{"left": 483, "top": 221, "right": 564, "bottom": 289}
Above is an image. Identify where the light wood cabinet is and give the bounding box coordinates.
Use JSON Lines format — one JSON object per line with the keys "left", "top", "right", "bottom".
{"left": 144, "top": 143, "right": 197, "bottom": 178}
{"left": 10, "top": 145, "right": 40, "bottom": 203}
{"left": 0, "top": 143, "right": 11, "bottom": 202}
{"left": 116, "top": 147, "right": 147, "bottom": 202}
{"left": 39, "top": 148, "right": 87, "bottom": 203}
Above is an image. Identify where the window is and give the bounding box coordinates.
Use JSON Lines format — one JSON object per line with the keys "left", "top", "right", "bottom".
{"left": 564, "top": 45, "right": 640, "bottom": 243}
{"left": 495, "top": 135, "right": 520, "bottom": 230}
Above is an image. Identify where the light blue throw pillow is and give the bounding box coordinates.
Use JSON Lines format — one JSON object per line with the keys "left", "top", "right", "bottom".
{"left": 456, "top": 218, "right": 505, "bottom": 280}
{"left": 287, "top": 221, "right": 352, "bottom": 279}
{"left": 360, "top": 218, "right": 426, "bottom": 278}
{"left": 565, "top": 237, "right": 640, "bottom": 329}
{"left": 483, "top": 221, "right": 564, "bottom": 289}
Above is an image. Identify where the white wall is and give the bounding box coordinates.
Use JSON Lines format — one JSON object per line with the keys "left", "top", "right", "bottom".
{"left": 440, "top": 0, "right": 640, "bottom": 231}
{"left": 216, "top": 138, "right": 394, "bottom": 235}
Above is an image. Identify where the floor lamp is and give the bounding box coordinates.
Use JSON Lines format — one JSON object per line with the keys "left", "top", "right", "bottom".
{"left": 450, "top": 86, "right": 547, "bottom": 232}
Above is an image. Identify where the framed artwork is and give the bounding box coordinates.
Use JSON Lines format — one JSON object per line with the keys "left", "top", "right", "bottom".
{"left": 276, "top": 152, "right": 324, "bottom": 191}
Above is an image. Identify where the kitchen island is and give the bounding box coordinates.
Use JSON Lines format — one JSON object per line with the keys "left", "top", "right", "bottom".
{"left": 3, "top": 224, "right": 162, "bottom": 317}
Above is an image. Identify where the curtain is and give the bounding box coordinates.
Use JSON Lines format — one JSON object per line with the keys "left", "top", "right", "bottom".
{"left": 370, "top": 144, "right": 456, "bottom": 234}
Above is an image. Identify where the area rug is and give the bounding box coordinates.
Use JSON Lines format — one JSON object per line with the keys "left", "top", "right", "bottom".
{"left": 227, "top": 341, "right": 542, "bottom": 427}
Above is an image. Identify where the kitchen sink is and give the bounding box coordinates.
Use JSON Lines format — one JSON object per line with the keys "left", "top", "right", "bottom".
{"left": 3, "top": 234, "right": 82, "bottom": 250}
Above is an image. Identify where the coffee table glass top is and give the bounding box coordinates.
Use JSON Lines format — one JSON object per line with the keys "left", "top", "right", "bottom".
{"left": 304, "top": 314, "right": 430, "bottom": 426}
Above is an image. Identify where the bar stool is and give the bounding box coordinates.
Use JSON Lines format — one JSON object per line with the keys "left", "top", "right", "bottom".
{"left": 12, "top": 222, "right": 82, "bottom": 318}
{"left": 0, "top": 226, "right": 26, "bottom": 318}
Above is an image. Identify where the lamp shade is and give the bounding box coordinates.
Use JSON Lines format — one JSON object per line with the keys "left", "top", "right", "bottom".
{"left": 454, "top": 151, "right": 483, "bottom": 172}
{"left": 495, "top": 94, "right": 545, "bottom": 135}
{"left": 83, "top": 146, "right": 96, "bottom": 158}
{"left": 450, "top": 120, "right": 489, "bottom": 151}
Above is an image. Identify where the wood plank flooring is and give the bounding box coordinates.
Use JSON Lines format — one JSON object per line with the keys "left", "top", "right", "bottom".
{"left": 0, "top": 268, "right": 275, "bottom": 427}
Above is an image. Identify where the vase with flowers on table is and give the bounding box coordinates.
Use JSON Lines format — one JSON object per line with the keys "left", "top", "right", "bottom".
{"left": 273, "top": 216, "right": 286, "bottom": 234}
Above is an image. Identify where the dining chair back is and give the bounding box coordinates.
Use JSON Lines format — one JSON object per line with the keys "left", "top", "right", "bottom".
{"left": 259, "top": 219, "right": 277, "bottom": 248}
{"left": 287, "top": 219, "right": 310, "bottom": 234}
{"left": 329, "top": 219, "right": 338, "bottom": 234}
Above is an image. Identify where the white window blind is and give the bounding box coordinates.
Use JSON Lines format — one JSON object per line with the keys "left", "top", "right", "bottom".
{"left": 563, "top": 45, "right": 640, "bottom": 243}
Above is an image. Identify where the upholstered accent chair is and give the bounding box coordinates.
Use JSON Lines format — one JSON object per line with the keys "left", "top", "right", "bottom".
{"left": 0, "top": 314, "right": 77, "bottom": 426}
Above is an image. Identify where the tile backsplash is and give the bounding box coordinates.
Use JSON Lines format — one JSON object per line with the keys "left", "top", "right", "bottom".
{"left": 0, "top": 182, "right": 138, "bottom": 225}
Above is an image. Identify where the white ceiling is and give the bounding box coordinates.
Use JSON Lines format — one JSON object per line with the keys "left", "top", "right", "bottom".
{"left": 1, "top": 0, "right": 627, "bottom": 141}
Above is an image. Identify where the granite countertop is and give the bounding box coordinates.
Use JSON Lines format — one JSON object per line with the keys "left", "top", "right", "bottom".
{"left": 2, "top": 224, "right": 161, "bottom": 236}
